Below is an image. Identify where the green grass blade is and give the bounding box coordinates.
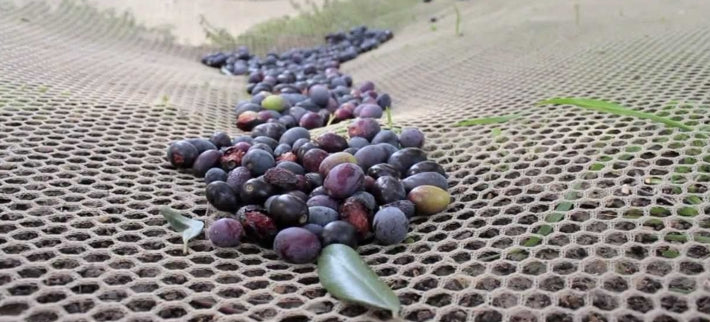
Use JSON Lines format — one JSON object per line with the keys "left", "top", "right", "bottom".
{"left": 454, "top": 4, "right": 462, "bottom": 36}
{"left": 537, "top": 97, "right": 693, "bottom": 131}
{"left": 455, "top": 114, "right": 520, "bottom": 127}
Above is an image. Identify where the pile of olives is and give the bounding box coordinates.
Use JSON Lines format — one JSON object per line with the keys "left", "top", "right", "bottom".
{"left": 201, "top": 26, "right": 394, "bottom": 131}
{"left": 183, "top": 26, "right": 449, "bottom": 263}
{"left": 166, "top": 117, "right": 451, "bottom": 264}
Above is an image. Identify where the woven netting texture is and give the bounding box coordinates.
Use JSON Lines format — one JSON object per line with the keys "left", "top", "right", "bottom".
{"left": 2, "top": 0, "right": 710, "bottom": 321}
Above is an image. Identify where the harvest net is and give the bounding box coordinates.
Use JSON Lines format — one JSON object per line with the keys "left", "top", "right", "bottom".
{"left": 2, "top": 0, "right": 710, "bottom": 321}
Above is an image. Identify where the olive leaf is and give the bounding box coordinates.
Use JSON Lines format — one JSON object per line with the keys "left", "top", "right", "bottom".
{"left": 454, "top": 114, "right": 520, "bottom": 126}
{"left": 491, "top": 128, "right": 502, "bottom": 137}
{"left": 317, "top": 244, "right": 401, "bottom": 316}
{"left": 523, "top": 235, "right": 542, "bottom": 247}
{"left": 159, "top": 207, "right": 204, "bottom": 254}
{"left": 537, "top": 97, "right": 693, "bottom": 131}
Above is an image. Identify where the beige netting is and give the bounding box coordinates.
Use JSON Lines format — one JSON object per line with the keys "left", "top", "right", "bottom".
{"left": 2, "top": 0, "right": 710, "bottom": 321}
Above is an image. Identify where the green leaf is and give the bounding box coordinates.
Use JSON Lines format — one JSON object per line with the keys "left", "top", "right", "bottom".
{"left": 643, "top": 218, "right": 664, "bottom": 229}
{"left": 675, "top": 166, "right": 691, "bottom": 173}
{"left": 678, "top": 207, "right": 698, "bottom": 217}
{"left": 546, "top": 213, "right": 565, "bottom": 223}
{"left": 454, "top": 114, "right": 520, "bottom": 126}
{"left": 523, "top": 236, "right": 542, "bottom": 247}
{"left": 661, "top": 249, "right": 680, "bottom": 258}
{"left": 624, "top": 209, "right": 643, "bottom": 218}
{"left": 506, "top": 248, "right": 529, "bottom": 259}
{"left": 664, "top": 232, "right": 688, "bottom": 243}
{"left": 589, "top": 163, "right": 605, "bottom": 171}
{"left": 669, "top": 287, "right": 693, "bottom": 294}
{"left": 537, "top": 97, "right": 693, "bottom": 131}
{"left": 695, "top": 234, "right": 710, "bottom": 244}
{"left": 671, "top": 175, "right": 687, "bottom": 184}
{"left": 537, "top": 225, "right": 553, "bottom": 236}
{"left": 650, "top": 207, "right": 671, "bottom": 217}
{"left": 645, "top": 177, "right": 662, "bottom": 185}
{"left": 556, "top": 201, "right": 574, "bottom": 212}
{"left": 317, "top": 244, "right": 400, "bottom": 316}
{"left": 159, "top": 207, "right": 204, "bottom": 254}
{"left": 491, "top": 128, "right": 502, "bottom": 137}
{"left": 479, "top": 253, "right": 500, "bottom": 261}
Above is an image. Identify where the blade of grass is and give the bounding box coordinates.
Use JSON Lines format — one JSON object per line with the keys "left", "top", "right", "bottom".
{"left": 455, "top": 114, "right": 520, "bottom": 127}
{"left": 454, "top": 4, "right": 462, "bottom": 36}
{"left": 537, "top": 97, "right": 693, "bottom": 131}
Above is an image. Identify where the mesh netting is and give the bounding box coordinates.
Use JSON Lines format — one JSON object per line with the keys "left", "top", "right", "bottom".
{"left": 2, "top": 0, "right": 710, "bottom": 321}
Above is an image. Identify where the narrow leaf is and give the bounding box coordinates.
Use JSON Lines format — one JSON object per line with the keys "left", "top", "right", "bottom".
{"left": 660, "top": 249, "right": 679, "bottom": 258}
{"left": 546, "top": 213, "right": 565, "bottom": 223}
{"left": 385, "top": 107, "right": 393, "bottom": 130}
{"left": 479, "top": 253, "right": 500, "bottom": 261}
{"left": 537, "top": 225, "right": 553, "bottom": 236}
{"left": 537, "top": 97, "right": 693, "bottom": 130}
{"left": 317, "top": 244, "right": 400, "bottom": 316}
{"left": 695, "top": 234, "right": 710, "bottom": 244}
{"left": 455, "top": 114, "right": 520, "bottom": 126}
{"left": 523, "top": 236, "right": 542, "bottom": 247}
{"left": 555, "top": 201, "right": 574, "bottom": 212}
{"left": 326, "top": 113, "right": 335, "bottom": 127}
{"left": 645, "top": 177, "right": 663, "bottom": 185}
{"left": 678, "top": 207, "right": 698, "bottom": 217}
{"left": 160, "top": 207, "right": 204, "bottom": 254}
{"left": 506, "top": 248, "right": 529, "bottom": 260}
{"left": 664, "top": 233, "right": 688, "bottom": 243}
{"left": 589, "top": 163, "right": 605, "bottom": 171}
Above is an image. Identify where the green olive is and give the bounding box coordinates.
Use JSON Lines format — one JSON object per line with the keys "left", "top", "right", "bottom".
{"left": 408, "top": 185, "right": 450, "bottom": 215}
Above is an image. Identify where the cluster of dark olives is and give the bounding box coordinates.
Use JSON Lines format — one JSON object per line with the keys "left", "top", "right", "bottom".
{"left": 201, "top": 26, "right": 394, "bottom": 131}
{"left": 166, "top": 117, "right": 451, "bottom": 264}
